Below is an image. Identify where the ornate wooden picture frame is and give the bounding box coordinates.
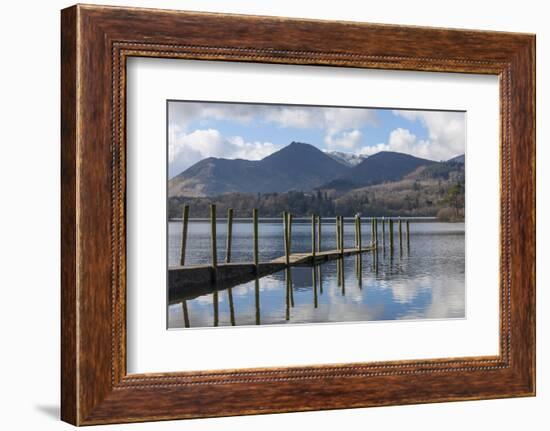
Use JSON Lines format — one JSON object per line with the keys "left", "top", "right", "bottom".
{"left": 61, "top": 4, "right": 535, "bottom": 425}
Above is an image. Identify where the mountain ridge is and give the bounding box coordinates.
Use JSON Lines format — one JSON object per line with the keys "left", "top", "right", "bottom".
{"left": 169, "top": 142, "right": 449, "bottom": 198}
{"left": 319, "top": 151, "right": 435, "bottom": 191}
{"left": 169, "top": 142, "right": 348, "bottom": 197}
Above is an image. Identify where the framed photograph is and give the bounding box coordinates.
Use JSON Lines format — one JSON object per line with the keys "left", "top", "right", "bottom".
{"left": 61, "top": 4, "right": 535, "bottom": 425}
{"left": 165, "top": 100, "right": 467, "bottom": 330}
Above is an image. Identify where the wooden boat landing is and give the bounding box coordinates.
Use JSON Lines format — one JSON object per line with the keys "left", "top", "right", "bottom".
{"left": 169, "top": 246, "right": 375, "bottom": 302}
{"left": 169, "top": 204, "right": 411, "bottom": 303}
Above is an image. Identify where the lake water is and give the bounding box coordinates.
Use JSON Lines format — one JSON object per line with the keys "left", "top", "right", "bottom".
{"left": 167, "top": 219, "right": 465, "bottom": 329}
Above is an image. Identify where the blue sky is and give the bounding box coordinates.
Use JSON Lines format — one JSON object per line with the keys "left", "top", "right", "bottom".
{"left": 168, "top": 101, "right": 465, "bottom": 178}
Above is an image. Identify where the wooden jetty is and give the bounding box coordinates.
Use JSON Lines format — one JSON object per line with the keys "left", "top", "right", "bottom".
{"left": 169, "top": 205, "right": 409, "bottom": 303}
{"left": 169, "top": 246, "right": 375, "bottom": 302}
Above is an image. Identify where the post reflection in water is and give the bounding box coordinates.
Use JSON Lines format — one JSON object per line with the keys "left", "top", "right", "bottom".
{"left": 339, "top": 258, "right": 345, "bottom": 296}
{"left": 285, "top": 267, "right": 291, "bottom": 321}
{"left": 228, "top": 287, "right": 236, "bottom": 326}
{"left": 336, "top": 259, "right": 341, "bottom": 288}
{"left": 312, "top": 266, "right": 318, "bottom": 309}
{"left": 168, "top": 222, "right": 465, "bottom": 329}
{"left": 181, "top": 300, "right": 190, "bottom": 328}
{"left": 255, "top": 277, "right": 260, "bottom": 325}
{"left": 317, "top": 265, "right": 323, "bottom": 295}
{"left": 289, "top": 271, "right": 295, "bottom": 308}
{"left": 213, "top": 290, "right": 219, "bottom": 327}
{"left": 355, "top": 254, "right": 363, "bottom": 289}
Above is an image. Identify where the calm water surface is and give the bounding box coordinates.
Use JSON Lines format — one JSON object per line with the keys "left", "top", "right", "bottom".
{"left": 167, "top": 219, "right": 465, "bottom": 328}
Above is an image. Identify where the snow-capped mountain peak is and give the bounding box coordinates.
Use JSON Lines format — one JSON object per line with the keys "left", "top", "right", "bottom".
{"left": 324, "top": 151, "right": 367, "bottom": 167}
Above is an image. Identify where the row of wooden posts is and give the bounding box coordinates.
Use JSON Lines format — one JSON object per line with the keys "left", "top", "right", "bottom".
{"left": 179, "top": 204, "right": 411, "bottom": 267}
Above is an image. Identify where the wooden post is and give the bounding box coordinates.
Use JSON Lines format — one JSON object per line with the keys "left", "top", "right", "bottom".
{"left": 389, "top": 219, "right": 394, "bottom": 252}
{"left": 406, "top": 220, "right": 411, "bottom": 248}
{"left": 371, "top": 218, "right": 375, "bottom": 247}
{"left": 336, "top": 217, "right": 342, "bottom": 291}
{"left": 288, "top": 213, "right": 293, "bottom": 252}
{"left": 311, "top": 214, "right": 316, "bottom": 259}
{"left": 283, "top": 212, "right": 290, "bottom": 265}
{"left": 357, "top": 215, "right": 362, "bottom": 251}
{"left": 210, "top": 204, "right": 217, "bottom": 269}
{"left": 358, "top": 216, "right": 362, "bottom": 249}
{"left": 374, "top": 218, "right": 379, "bottom": 264}
{"left": 382, "top": 218, "right": 386, "bottom": 248}
{"left": 340, "top": 216, "right": 345, "bottom": 255}
{"left": 317, "top": 215, "right": 322, "bottom": 252}
{"left": 353, "top": 214, "right": 359, "bottom": 250}
{"left": 399, "top": 217, "right": 403, "bottom": 249}
{"left": 225, "top": 208, "right": 233, "bottom": 263}
{"left": 253, "top": 208, "right": 259, "bottom": 268}
{"left": 335, "top": 216, "right": 340, "bottom": 254}
{"left": 179, "top": 205, "right": 189, "bottom": 266}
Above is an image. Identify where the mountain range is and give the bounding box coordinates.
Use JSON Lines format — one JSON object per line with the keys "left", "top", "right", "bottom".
{"left": 168, "top": 141, "right": 464, "bottom": 198}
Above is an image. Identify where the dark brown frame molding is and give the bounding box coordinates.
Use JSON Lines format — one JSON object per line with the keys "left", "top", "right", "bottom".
{"left": 61, "top": 4, "right": 536, "bottom": 425}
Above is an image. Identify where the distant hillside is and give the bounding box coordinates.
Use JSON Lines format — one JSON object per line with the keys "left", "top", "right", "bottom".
{"left": 169, "top": 142, "right": 349, "bottom": 197}
{"left": 448, "top": 154, "right": 465, "bottom": 164}
{"left": 168, "top": 147, "right": 466, "bottom": 220}
{"left": 169, "top": 173, "right": 465, "bottom": 220}
{"left": 349, "top": 151, "right": 436, "bottom": 184}
{"left": 333, "top": 175, "right": 464, "bottom": 221}
{"left": 417, "top": 160, "right": 465, "bottom": 181}
{"left": 320, "top": 151, "right": 435, "bottom": 191}
{"left": 168, "top": 157, "right": 261, "bottom": 197}
{"left": 169, "top": 142, "right": 465, "bottom": 217}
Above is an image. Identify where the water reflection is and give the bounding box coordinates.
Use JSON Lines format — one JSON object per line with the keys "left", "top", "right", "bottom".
{"left": 168, "top": 221, "right": 465, "bottom": 329}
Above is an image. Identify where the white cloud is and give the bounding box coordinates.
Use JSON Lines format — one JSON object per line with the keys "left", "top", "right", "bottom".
{"left": 265, "top": 107, "right": 378, "bottom": 138}
{"left": 324, "top": 108, "right": 378, "bottom": 134}
{"left": 324, "top": 129, "right": 362, "bottom": 150}
{"left": 169, "top": 103, "right": 258, "bottom": 130}
{"left": 355, "top": 109, "right": 465, "bottom": 160}
{"left": 169, "top": 102, "right": 379, "bottom": 153}
{"left": 388, "top": 128, "right": 435, "bottom": 159}
{"left": 168, "top": 103, "right": 465, "bottom": 165}
{"left": 391, "top": 110, "right": 465, "bottom": 160}
{"left": 227, "top": 136, "right": 281, "bottom": 160}
{"left": 168, "top": 126, "right": 280, "bottom": 177}
{"left": 359, "top": 127, "right": 454, "bottom": 161}
{"left": 357, "top": 143, "right": 390, "bottom": 156}
{"left": 170, "top": 102, "right": 378, "bottom": 130}
{"left": 268, "top": 107, "right": 377, "bottom": 151}
{"left": 262, "top": 107, "right": 323, "bottom": 129}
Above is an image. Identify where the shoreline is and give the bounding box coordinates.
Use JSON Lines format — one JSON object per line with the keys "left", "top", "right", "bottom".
{"left": 166, "top": 216, "right": 457, "bottom": 222}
